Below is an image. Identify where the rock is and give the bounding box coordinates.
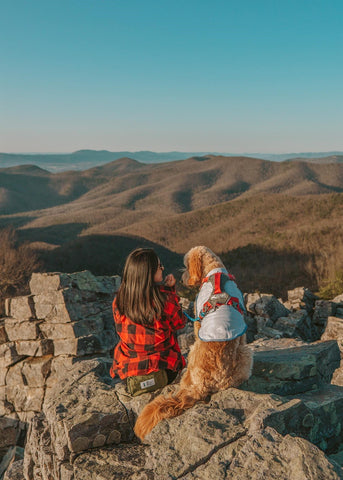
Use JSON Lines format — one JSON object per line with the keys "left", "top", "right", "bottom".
{"left": 333, "top": 294, "right": 343, "bottom": 304}
{"left": 38, "top": 317, "right": 105, "bottom": 340}
{"left": 145, "top": 397, "right": 247, "bottom": 479}
{"left": 141, "top": 387, "right": 343, "bottom": 479}
{"left": 52, "top": 333, "right": 111, "bottom": 356}
{"left": 274, "top": 309, "right": 313, "bottom": 340}
{"left": 3, "top": 459, "right": 24, "bottom": 480}
{"left": 6, "top": 385, "right": 45, "bottom": 413}
{"left": 0, "top": 343, "right": 24, "bottom": 369}
{"left": 322, "top": 316, "right": 343, "bottom": 355}
{"left": 0, "top": 319, "right": 8, "bottom": 345}
{"left": 285, "top": 385, "right": 343, "bottom": 452}
{"left": 24, "top": 358, "right": 135, "bottom": 478}
{"left": 0, "top": 447, "right": 24, "bottom": 480}
{"left": 15, "top": 339, "right": 54, "bottom": 357}
{"left": 29, "top": 271, "right": 120, "bottom": 296}
{"left": 241, "top": 338, "right": 340, "bottom": 395}
{"left": 243, "top": 313, "right": 257, "bottom": 343}
{"left": 331, "top": 451, "right": 343, "bottom": 468}
{"left": 177, "top": 321, "right": 196, "bottom": 355}
{"left": 178, "top": 427, "right": 343, "bottom": 480}
{"left": 321, "top": 316, "right": 343, "bottom": 386}
{"left": 245, "top": 293, "right": 289, "bottom": 322}
{"left": 313, "top": 300, "right": 337, "bottom": 335}
{"left": 21, "top": 356, "right": 53, "bottom": 388}
{"left": 5, "top": 296, "right": 35, "bottom": 321}
{"left": 4, "top": 271, "right": 343, "bottom": 480}
{"left": 0, "top": 418, "right": 21, "bottom": 450}
{"left": 73, "top": 445, "right": 153, "bottom": 480}
{"left": 4, "top": 318, "right": 40, "bottom": 342}
{"left": 287, "top": 287, "right": 318, "bottom": 313}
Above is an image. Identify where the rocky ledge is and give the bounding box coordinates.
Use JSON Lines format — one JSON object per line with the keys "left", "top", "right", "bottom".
{"left": 1, "top": 272, "right": 343, "bottom": 479}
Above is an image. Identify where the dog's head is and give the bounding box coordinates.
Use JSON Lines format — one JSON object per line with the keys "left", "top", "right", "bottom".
{"left": 182, "top": 246, "right": 224, "bottom": 287}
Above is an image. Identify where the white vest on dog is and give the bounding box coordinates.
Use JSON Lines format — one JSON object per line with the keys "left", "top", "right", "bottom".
{"left": 196, "top": 268, "right": 247, "bottom": 342}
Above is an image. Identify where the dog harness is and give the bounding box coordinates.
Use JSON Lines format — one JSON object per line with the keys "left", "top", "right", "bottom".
{"left": 195, "top": 268, "right": 247, "bottom": 342}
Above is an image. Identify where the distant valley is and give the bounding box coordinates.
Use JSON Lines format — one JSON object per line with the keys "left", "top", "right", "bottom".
{"left": 1, "top": 154, "right": 343, "bottom": 296}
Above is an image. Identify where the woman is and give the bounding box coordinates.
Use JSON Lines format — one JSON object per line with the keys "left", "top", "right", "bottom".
{"left": 110, "top": 248, "right": 187, "bottom": 396}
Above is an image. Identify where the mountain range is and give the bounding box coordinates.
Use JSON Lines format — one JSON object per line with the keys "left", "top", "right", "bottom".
{"left": 0, "top": 150, "right": 343, "bottom": 172}
{"left": 1, "top": 154, "right": 343, "bottom": 296}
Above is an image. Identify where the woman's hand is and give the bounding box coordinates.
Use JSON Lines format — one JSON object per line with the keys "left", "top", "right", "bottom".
{"left": 164, "top": 274, "right": 176, "bottom": 287}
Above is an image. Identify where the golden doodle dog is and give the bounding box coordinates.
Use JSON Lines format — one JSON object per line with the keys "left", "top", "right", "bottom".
{"left": 134, "top": 246, "right": 253, "bottom": 440}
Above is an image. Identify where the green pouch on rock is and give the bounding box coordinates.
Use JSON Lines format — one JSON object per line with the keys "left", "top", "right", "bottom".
{"left": 126, "top": 370, "right": 168, "bottom": 397}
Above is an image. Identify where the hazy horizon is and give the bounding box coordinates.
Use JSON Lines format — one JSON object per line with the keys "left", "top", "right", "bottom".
{"left": 2, "top": 149, "right": 343, "bottom": 156}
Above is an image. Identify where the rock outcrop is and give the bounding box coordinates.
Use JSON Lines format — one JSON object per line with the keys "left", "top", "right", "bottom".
{"left": 1, "top": 273, "right": 343, "bottom": 479}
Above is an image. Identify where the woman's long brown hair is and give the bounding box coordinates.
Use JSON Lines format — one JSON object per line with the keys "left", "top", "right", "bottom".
{"left": 116, "top": 248, "right": 166, "bottom": 325}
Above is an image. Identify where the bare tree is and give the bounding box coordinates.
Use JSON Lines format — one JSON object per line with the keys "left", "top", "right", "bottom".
{"left": 0, "top": 227, "right": 41, "bottom": 299}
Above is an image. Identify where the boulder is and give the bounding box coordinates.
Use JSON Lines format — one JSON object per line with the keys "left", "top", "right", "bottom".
{"left": 274, "top": 309, "right": 312, "bottom": 340}
{"left": 313, "top": 300, "right": 337, "bottom": 335}
{"left": 178, "top": 427, "right": 343, "bottom": 480}
{"left": 142, "top": 387, "right": 343, "bottom": 480}
{"left": 287, "top": 287, "right": 318, "bottom": 313}
{"left": 245, "top": 294, "right": 289, "bottom": 321}
{"left": 285, "top": 385, "right": 343, "bottom": 452}
{"left": 23, "top": 358, "right": 134, "bottom": 478}
{"left": 241, "top": 338, "right": 340, "bottom": 395}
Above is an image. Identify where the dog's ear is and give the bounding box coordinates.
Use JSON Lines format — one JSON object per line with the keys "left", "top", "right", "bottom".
{"left": 187, "top": 248, "right": 203, "bottom": 286}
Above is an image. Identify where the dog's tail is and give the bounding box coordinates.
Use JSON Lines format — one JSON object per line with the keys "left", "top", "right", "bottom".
{"left": 134, "top": 386, "right": 203, "bottom": 440}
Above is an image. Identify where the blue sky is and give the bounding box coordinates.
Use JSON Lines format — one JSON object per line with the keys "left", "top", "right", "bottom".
{"left": 1, "top": 0, "right": 342, "bottom": 153}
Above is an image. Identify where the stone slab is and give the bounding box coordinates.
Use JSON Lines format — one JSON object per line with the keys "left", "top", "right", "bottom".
{"left": 15, "top": 339, "right": 54, "bottom": 357}
{"left": 4, "top": 318, "right": 40, "bottom": 342}
{"left": 38, "top": 317, "right": 104, "bottom": 340}
{"left": 30, "top": 271, "right": 120, "bottom": 295}
{"left": 241, "top": 338, "right": 340, "bottom": 395}
{"left": 5, "top": 296, "right": 35, "bottom": 321}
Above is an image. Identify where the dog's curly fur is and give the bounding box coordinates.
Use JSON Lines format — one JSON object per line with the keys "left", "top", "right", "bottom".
{"left": 134, "top": 246, "right": 253, "bottom": 441}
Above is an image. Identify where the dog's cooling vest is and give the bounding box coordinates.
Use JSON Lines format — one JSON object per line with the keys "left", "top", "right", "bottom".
{"left": 196, "top": 268, "right": 247, "bottom": 342}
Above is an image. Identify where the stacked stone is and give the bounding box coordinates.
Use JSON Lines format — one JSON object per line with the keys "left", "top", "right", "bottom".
{"left": 0, "top": 270, "right": 120, "bottom": 425}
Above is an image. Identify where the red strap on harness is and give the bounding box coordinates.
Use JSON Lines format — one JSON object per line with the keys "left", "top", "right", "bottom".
{"left": 214, "top": 273, "right": 221, "bottom": 294}
{"left": 202, "top": 271, "right": 236, "bottom": 286}
{"left": 198, "top": 271, "right": 243, "bottom": 320}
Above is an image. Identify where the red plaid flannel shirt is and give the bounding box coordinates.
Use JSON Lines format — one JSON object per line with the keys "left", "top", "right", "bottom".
{"left": 110, "top": 286, "right": 187, "bottom": 380}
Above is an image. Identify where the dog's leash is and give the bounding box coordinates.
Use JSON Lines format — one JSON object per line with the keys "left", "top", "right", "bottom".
{"left": 183, "top": 311, "right": 200, "bottom": 323}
